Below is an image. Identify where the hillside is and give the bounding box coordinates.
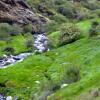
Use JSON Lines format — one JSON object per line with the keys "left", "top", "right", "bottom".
{"left": 0, "top": 0, "right": 100, "bottom": 100}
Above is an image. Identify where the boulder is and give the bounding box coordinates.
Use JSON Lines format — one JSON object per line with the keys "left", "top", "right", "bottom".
{"left": 0, "top": 0, "right": 47, "bottom": 27}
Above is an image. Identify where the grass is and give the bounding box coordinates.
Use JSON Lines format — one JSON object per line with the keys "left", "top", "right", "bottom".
{"left": 47, "top": 37, "right": 100, "bottom": 100}
{"left": 0, "top": 34, "right": 33, "bottom": 57}
{"left": 0, "top": 37, "right": 100, "bottom": 99}
{"left": 0, "top": 54, "right": 52, "bottom": 99}
{"left": 0, "top": 18, "right": 100, "bottom": 99}
{"left": 77, "top": 18, "right": 100, "bottom": 37}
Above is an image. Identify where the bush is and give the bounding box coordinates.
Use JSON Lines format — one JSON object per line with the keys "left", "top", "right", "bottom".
{"left": 96, "top": 25, "right": 100, "bottom": 33}
{"left": 23, "top": 24, "right": 33, "bottom": 33}
{"left": 89, "top": 21, "right": 100, "bottom": 37}
{"left": 84, "top": 1, "right": 100, "bottom": 10}
{"left": 89, "top": 28, "right": 97, "bottom": 37}
{"left": 46, "top": 21, "right": 59, "bottom": 34}
{"left": 94, "top": 9, "right": 100, "bottom": 17}
{"left": 0, "top": 23, "right": 23, "bottom": 38}
{"left": 75, "top": 7, "right": 95, "bottom": 21}
{"left": 48, "top": 23, "right": 81, "bottom": 48}
{"left": 91, "top": 21, "right": 99, "bottom": 28}
{"left": 57, "top": 5, "right": 76, "bottom": 18}
{"left": 32, "top": 76, "right": 60, "bottom": 100}
{"left": 62, "top": 66, "right": 80, "bottom": 84}
{"left": 25, "top": 40, "right": 34, "bottom": 51}
{"left": 0, "top": 23, "right": 10, "bottom": 38}
{"left": 3, "top": 47, "right": 15, "bottom": 55}
{"left": 50, "top": 14, "right": 67, "bottom": 24}
{"left": 8, "top": 25, "right": 23, "bottom": 36}
{"left": 59, "top": 23, "right": 81, "bottom": 46}
{"left": 54, "top": 0, "right": 66, "bottom": 5}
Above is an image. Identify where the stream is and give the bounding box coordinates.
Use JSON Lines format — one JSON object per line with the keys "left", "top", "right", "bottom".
{"left": 0, "top": 32, "right": 49, "bottom": 99}
{"left": 0, "top": 33, "right": 49, "bottom": 69}
{"left": 0, "top": 94, "right": 5, "bottom": 100}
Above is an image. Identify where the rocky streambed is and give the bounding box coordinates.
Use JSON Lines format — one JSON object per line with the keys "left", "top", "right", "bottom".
{"left": 0, "top": 94, "right": 5, "bottom": 100}
{"left": 0, "top": 53, "right": 32, "bottom": 69}
{"left": 34, "top": 33, "right": 49, "bottom": 53}
{"left": 0, "top": 94, "right": 17, "bottom": 100}
{"left": 0, "top": 33, "right": 49, "bottom": 69}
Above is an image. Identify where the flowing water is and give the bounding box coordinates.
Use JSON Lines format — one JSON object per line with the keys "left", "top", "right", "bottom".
{"left": 0, "top": 94, "right": 6, "bottom": 100}
{"left": 0, "top": 33, "right": 49, "bottom": 69}
{"left": 0, "top": 53, "right": 32, "bottom": 69}
{"left": 34, "top": 32, "right": 49, "bottom": 53}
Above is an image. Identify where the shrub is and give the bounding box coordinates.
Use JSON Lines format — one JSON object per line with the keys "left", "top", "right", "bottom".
{"left": 75, "top": 7, "right": 95, "bottom": 21}
{"left": 48, "top": 23, "right": 81, "bottom": 48}
{"left": 57, "top": 5, "right": 76, "bottom": 18}
{"left": 8, "top": 25, "right": 23, "bottom": 36}
{"left": 96, "top": 25, "right": 100, "bottom": 33}
{"left": 25, "top": 40, "right": 34, "bottom": 51}
{"left": 91, "top": 21, "right": 99, "bottom": 28}
{"left": 89, "top": 21, "right": 100, "bottom": 37}
{"left": 59, "top": 23, "right": 81, "bottom": 46}
{"left": 50, "top": 14, "right": 67, "bottom": 24}
{"left": 3, "top": 47, "right": 15, "bottom": 55}
{"left": 84, "top": 1, "right": 100, "bottom": 10}
{"left": 46, "top": 21, "right": 59, "bottom": 34}
{"left": 0, "top": 23, "right": 23, "bottom": 38}
{"left": 5, "top": 81, "right": 16, "bottom": 87}
{"left": 54, "top": 0, "right": 66, "bottom": 5}
{"left": 23, "top": 24, "right": 33, "bottom": 33}
{"left": 62, "top": 66, "right": 80, "bottom": 84}
{"left": 32, "top": 77, "right": 60, "bottom": 100}
{"left": 93, "top": 9, "right": 100, "bottom": 17}
{"left": 0, "top": 23, "right": 10, "bottom": 38}
{"left": 89, "top": 28, "right": 98, "bottom": 37}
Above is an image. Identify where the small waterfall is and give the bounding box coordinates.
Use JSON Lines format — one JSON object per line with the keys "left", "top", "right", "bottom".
{"left": 33, "top": 32, "right": 49, "bottom": 53}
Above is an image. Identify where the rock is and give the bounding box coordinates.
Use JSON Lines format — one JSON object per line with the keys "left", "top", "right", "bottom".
{"left": 90, "top": 88, "right": 100, "bottom": 97}
{"left": 61, "top": 84, "right": 68, "bottom": 88}
{"left": 35, "top": 81, "right": 40, "bottom": 84}
{"left": 0, "top": 0, "right": 47, "bottom": 26}
{"left": 34, "top": 33, "right": 49, "bottom": 53}
{"left": 0, "top": 53, "right": 32, "bottom": 68}
{"left": 6, "top": 96, "right": 12, "bottom": 100}
{"left": 0, "top": 94, "right": 6, "bottom": 100}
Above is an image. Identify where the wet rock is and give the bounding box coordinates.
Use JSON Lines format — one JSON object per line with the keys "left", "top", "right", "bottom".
{"left": 35, "top": 81, "right": 40, "bottom": 84}
{"left": 0, "top": 94, "right": 6, "bottom": 100}
{"left": 34, "top": 33, "right": 49, "bottom": 53}
{"left": 0, "top": 32, "right": 49, "bottom": 68}
{"left": 61, "top": 84, "right": 68, "bottom": 88}
{"left": 0, "top": 53, "right": 32, "bottom": 69}
{"left": 6, "top": 96, "right": 12, "bottom": 100}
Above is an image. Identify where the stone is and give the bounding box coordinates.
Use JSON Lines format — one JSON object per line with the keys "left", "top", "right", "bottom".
{"left": 6, "top": 96, "right": 12, "bottom": 100}
{"left": 0, "top": 0, "right": 47, "bottom": 26}
{"left": 34, "top": 33, "right": 49, "bottom": 53}
{"left": 0, "top": 53, "right": 32, "bottom": 69}
{"left": 90, "top": 88, "right": 100, "bottom": 97}
{"left": 61, "top": 84, "right": 68, "bottom": 88}
{"left": 35, "top": 81, "right": 40, "bottom": 84}
{"left": 0, "top": 94, "right": 6, "bottom": 100}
